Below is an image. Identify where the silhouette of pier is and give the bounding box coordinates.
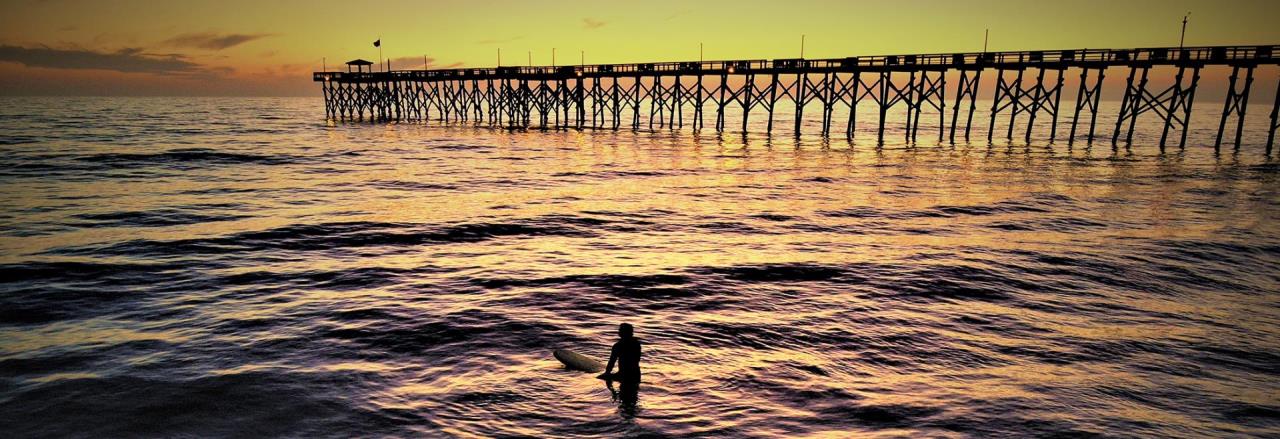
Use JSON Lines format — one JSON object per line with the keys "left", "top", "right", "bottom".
{"left": 315, "top": 45, "right": 1280, "bottom": 154}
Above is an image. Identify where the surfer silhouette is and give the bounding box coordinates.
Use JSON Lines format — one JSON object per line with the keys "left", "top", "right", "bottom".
{"left": 598, "top": 323, "right": 641, "bottom": 383}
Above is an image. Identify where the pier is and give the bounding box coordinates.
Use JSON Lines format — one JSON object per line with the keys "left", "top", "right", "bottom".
{"left": 315, "top": 45, "right": 1280, "bottom": 154}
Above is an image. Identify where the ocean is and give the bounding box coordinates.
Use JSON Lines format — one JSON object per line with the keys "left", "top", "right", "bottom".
{"left": 1, "top": 96, "right": 1278, "bottom": 437}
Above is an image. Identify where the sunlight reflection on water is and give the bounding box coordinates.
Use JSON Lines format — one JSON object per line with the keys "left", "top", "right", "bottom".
{"left": 0, "top": 97, "right": 1278, "bottom": 437}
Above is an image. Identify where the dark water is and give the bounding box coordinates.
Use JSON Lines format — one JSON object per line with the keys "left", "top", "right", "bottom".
{"left": 2, "top": 97, "right": 1279, "bottom": 438}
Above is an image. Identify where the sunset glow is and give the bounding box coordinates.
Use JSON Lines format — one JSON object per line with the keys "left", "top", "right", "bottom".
{"left": 4, "top": 1, "right": 1280, "bottom": 437}
{"left": 3, "top": 0, "right": 1279, "bottom": 95}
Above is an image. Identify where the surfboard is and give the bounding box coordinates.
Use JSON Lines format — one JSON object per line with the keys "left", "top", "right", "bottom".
{"left": 553, "top": 349, "right": 603, "bottom": 373}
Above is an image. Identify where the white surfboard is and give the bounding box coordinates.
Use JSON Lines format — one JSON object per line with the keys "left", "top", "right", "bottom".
{"left": 553, "top": 349, "right": 603, "bottom": 373}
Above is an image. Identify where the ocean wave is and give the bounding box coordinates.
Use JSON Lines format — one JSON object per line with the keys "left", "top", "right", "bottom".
{"left": 70, "top": 209, "right": 253, "bottom": 228}
{"left": 213, "top": 265, "right": 451, "bottom": 291}
{"left": 73, "top": 148, "right": 301, "bottom": 168}
{"left": 0, "top": 261, "right": 194, "bottom": 284}
{"left": 551, "top": 170, "right": 673, "bottom": 178}
{"left": 48, "top": 216, "right": 601, "bottom": 257}
{"left": 323, "top": 309, "right": 573, "bottom": 356}
{"left": 0, "top": 136, "right": 39, "bottom": 145}
{"left": 822, "top": 193, "right": 1080, "bottom": 220}
{"left": 0, "top": 372, "right": 402, "bottom": 438}
{"left": 365, "top": 180, "right": 459, "bottom": 191}
{"left": 694, "top": 263, "right": 853, "bottom": 283}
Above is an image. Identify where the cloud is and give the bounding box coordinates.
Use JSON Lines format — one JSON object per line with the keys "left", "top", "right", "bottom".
{"left": 383, "top": 57, "right": 462, "bottom": 70}
{"left": 162, "top": 32, "right": 273, "bottom": 50}
{"left": 477, "top": 36, "right": 523, "bottom": 45}
{"left": 0, "top": 44, "right": 201, "bottom": 74}
{"left": 582, "top": 18, "right": 606, "bottom": 29}
{"left": 664, "top": 10, "right": 690, "bottom": 21}
{"left": 389, "top": 55, "right": 436, "bottom": 69}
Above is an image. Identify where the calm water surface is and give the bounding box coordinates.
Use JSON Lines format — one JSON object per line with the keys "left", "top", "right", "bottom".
{"left": 1, "top": 97, "right": 1279, "bottom": 437}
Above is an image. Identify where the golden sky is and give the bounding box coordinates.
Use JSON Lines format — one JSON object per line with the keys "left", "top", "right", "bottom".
{"left": 1, "top": 0, "right": 1278, "bottom": 96}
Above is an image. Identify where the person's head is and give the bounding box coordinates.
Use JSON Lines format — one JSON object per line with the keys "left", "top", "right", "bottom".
{"left": 618, "top": 323, "right": 634, "bottom": 339}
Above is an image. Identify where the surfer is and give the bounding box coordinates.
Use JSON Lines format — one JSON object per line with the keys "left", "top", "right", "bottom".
{"left": 598, "top": 323, "right": 642, "bottom": 383}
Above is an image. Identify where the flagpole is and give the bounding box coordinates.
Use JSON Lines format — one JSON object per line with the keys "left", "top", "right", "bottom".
{"left": 378, "top": 35, "right": 383, "bottom": 72}
{"left": 1180, "top": 12, "right": 1190, "bottom": 49}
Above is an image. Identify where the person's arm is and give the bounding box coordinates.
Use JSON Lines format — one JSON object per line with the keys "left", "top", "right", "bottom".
{"left": 599, "top": 343, "right": 618, "bottom": 378}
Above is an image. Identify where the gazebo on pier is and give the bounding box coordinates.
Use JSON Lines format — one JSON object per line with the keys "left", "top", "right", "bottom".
{"left": 345, "top": 59, "right": 373, "bottom": 73}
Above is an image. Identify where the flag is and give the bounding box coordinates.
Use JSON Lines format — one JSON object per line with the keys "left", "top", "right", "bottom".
{"left": 373, "top": 39, "right": 380, "bottom": 48}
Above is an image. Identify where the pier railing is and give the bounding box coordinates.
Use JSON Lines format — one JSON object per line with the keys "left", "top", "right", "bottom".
{"left": 316, "top": 45, "right": 1275, "bottom": 82}
{"left": 314, "top": 44, "right": 1280, "bottom": 154}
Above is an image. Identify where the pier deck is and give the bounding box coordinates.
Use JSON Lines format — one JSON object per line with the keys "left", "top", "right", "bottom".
{"left": 315, "top": 45, "right": 1280, "bottom": 154}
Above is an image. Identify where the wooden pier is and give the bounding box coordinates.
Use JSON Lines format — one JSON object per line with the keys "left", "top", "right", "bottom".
{"left": 315, "top": 45, "right": 1280, "bottom": 154}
